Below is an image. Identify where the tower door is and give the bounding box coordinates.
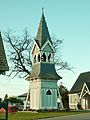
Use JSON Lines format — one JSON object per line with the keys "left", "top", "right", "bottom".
{"left": 46, "top": 90, "right": 52, "bottom": 109}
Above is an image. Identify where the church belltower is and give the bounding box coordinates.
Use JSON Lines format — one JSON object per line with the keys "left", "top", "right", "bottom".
{"left": 27, "top": 11, "right": 62, "bottom": 110}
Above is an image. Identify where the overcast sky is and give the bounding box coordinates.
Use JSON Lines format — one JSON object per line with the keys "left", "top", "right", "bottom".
{"left": 0, "top": 0, "right": 90, "bottom": 98}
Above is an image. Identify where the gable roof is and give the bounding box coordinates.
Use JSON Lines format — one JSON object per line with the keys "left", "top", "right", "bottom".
{"left": 27, "top": 63, "right": 62, "bottom": 80}
{"left": 0, "top": 32, "right": 9, "bottom": 74}
{"left": 35, "top": 12, "right": 52, "bottom": 48}
{"left": 41, "top": 39, "right": 55, "bottom": 52}
{"left": 18, "top": 93, "right": 27, "bottom": 97}
{"left": 31, "top": 41, "right": 40, "bottom": 54}
{"left": 69, "top": 71, "right": 90, "bottom": 94}
{"left": 80, "top": 82, "right": 90, "bottom": 99}
{"left": 86, "top": 82, "right": 90, "bottom": 91}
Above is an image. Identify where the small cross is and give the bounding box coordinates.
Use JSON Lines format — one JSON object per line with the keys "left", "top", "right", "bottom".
{"left": 42, "top": 7, "right": 44, "bottom": 13}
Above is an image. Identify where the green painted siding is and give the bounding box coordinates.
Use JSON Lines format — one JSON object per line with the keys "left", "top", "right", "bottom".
{"left": 41, "top": 81, "right": 57, "bottom": 88}
{"left": 52, "top": 90, "right": 57, "bottom": 107}
{"left": 41, "top": 81, "right": 58, "bottom": 109}
{"left": 46, "top": 95, "right": 52, "bottom": 109}
{"left": 41, "top": 89, "right": 46, "bottom": 107}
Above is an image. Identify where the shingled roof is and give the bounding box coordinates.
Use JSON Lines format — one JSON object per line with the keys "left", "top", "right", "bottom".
{"left": 70, "top": 72, "right": 90, "bottom": 94}
{"left": 0, "top": 32, "right": 9, "bottom": 74}
{"left": 18, "top": 93, "right": 27, "bottom": 97}
{"left": 35, "top": 11, "right": 52, "bottom": 48}
{"left": 27, "top": 63, "right": 62, "bottom": 80}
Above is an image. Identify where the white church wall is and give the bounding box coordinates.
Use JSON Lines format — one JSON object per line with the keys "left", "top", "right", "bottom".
{"left": 30, "top": 79, "right": 41, "bottom": 110}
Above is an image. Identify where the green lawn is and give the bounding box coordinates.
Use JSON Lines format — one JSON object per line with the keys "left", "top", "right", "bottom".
{"left": 0, "top": 112, "right": 6, "bottom": 120}
{"left": 0, "top": 111, "right": 90, "bottom": 120}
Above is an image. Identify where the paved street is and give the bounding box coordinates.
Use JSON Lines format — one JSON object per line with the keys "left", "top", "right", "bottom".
{"left": 40, "top": 113, "right": 90, "bottom": 120}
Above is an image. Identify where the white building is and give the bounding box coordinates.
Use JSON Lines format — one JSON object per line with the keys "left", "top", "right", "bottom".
{"left": 69, "top": 72, "right": 90, "bottom": 110}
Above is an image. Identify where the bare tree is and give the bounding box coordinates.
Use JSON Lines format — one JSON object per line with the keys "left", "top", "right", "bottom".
{"left": 52, "top": 36, "right": 73, "bottom": 71}
{"left": 4, "top": 29, "right": 33, "bottom": 78}
{"left": 4, "top": 29, "right": 73, "bottom": 78}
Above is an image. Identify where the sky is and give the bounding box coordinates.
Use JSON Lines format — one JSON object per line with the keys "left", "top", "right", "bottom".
{"left": 0, "top": 0, "right": 90, "bottom": 98}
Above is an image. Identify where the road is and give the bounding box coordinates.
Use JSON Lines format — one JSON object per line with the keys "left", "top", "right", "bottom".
{"left": 40, "top": 113, "right": 90, "bottom": 120}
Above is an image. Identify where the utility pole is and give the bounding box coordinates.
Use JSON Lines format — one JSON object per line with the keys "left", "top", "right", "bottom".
{"left": 4, "top": 94, "right": 8, "bottom": 120}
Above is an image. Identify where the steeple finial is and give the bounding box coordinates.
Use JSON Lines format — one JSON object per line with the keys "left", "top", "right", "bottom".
{"left": 42, "top": 7, "right": 44, "bottom": 14}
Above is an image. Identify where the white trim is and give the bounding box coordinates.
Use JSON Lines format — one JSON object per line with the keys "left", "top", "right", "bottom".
{"left": 80, "top": 83, "right": 90, "bottom": 99}
{"left": 41, "top": 40, "right": 55, "bottom": 52}
{"left": 46, "top": 89, "right": 52, "bottom": 94}
{"left": 31, "top": 41, "right": 40, "bottom": 54}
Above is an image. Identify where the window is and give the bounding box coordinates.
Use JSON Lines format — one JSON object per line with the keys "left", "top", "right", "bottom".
{"left": 33, "top": 55, "right": 36, "bottom": 63}
{"left": 41, "top": 53, "right": 46, "bottom": 62}
{"left": 38, "top": 54, "right": 40, "bottom": 62}
{"left": 46, "top": 90, "right": 51, "bottom": 95}
{"left": 70, "top": 94, "right": 78, "bottom": 104}
{"left": 48, "top": 54, "right": 51, "bottom": 62}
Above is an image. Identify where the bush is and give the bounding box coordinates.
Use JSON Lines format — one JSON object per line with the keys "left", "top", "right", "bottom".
{"left": 10, "top": 106, "right": 18, "bottom": 113}
{"left": 77, "top": 103, "right": 81, "bottom": 109}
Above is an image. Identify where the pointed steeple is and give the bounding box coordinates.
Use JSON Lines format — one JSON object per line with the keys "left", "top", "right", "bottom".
{"left": 36, "top": 9, "right": 52, "bottom": 48}
{"left": 0, "top": 32, "right": 9, "bottom": 74}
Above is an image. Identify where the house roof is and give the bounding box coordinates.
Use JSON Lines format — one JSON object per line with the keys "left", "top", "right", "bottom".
{"left": 35, "top": 11, "right": 52, "bottom": 48}
{"left": 0, "top": 32, "right": 9, "bottom": 73}
{"left": 80, "top": 82, "right": 90, "bottom": 99}
{"left": 18, "top": 93, "right": 27, "bottom": 97}
{"left": 27, "top": 63, "right": 62, "bottom": 80}
{"left": 69, "top": 71, "right": 90, "bottom": 94}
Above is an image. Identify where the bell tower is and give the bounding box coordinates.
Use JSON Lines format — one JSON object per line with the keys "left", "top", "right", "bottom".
{"left": 27, "top": 11, "right": 62, "bottom": 110}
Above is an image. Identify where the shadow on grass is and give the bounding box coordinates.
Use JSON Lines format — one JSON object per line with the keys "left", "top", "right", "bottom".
{"left": 0, "top": 119, "right": 6, "bottom": 120}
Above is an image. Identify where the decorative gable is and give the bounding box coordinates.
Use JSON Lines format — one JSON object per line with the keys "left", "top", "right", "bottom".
{"left": 80, "top": 82, "right": 90, "bottom": 99}
{"left": 31, "top": 42, "right": 40, "bottom": 55}
{"left": 42, "top": 43, "right": 53, "bottom": 52}
{"left": 41, "top": 40, "right": 54, "bottom": 52}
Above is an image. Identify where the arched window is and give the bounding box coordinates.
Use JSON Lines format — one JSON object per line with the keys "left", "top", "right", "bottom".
{"left": 38, "top": 54, "right": 40, "bottom": 62}
{"left": 46, "top": 90, "right": 51, "bottom": 95}
{"left": 41, "top": 53, "right": 46, "bottom": 62}
{"left": 48, "top": 54, "right": 51, "bottom": 62}
{"left": 33, "top": 55, "right": 36, "bottom": 63}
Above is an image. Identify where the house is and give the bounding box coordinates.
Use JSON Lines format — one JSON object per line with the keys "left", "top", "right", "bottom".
{"left": 17, "top": 93, "right": 30, "bottom": 110}
{"left": 69, "top": 71, "right": 90, "bottom": 110}
{"left": 17, "top": 93, "right": 27, "bottom": 101}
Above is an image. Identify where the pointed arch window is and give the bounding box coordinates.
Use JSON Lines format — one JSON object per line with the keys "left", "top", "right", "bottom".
{"left": 46, "top": 90, "right": 51, "bottom": 95}
{"left": 41, "top": 53, "right": 46, "bottom": 62}
{"left": 48, "top": 54, "right": 51, "bottom": 62}
{"left": 38, "top": 54, "right": 40, "bottom": 62}
{"left": 33, "top": 55, "right": 36, "bottom": 63}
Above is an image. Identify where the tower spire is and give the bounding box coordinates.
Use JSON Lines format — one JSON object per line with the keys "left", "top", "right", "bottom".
{"left": 36, "top": 9, "right": 52, "bottom": 48}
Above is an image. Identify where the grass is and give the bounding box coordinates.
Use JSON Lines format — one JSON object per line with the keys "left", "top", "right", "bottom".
{"left": 0, "top": 112, "right": 6, "bottom": 120}
{"left": 0, "top": 111, "right": 90, "bottom": 120}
